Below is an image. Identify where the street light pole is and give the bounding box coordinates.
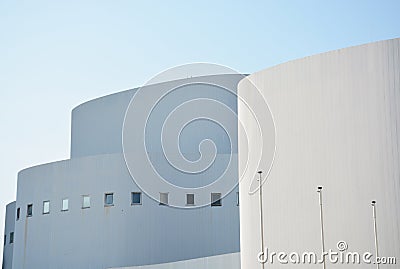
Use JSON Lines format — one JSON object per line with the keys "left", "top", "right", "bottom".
{"left": 372, "top": 200, "right": 380, "bottom": 269}
{"left": 317, "top": 186, "right": 326, "bottom": 269}
{"left": 258, "top": 171, "right": 265, "bottom": 269}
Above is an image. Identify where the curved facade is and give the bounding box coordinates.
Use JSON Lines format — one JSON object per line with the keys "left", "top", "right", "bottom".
{"left": 2, "top": 202, "right": 15, "bottom": 269}
{"left": 109, "top": 253, "right": 240, "bottom": 269}
{"left": 4, "top": 38, "right": 400, "bottom": 269}
{"left": 4, "top": 74, "right": 242, "bottom": 269}
{"left": 238, "top": 38, "right": 400, "bottom": 268}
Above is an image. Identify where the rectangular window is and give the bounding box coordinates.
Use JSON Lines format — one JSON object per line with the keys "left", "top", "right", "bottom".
{"left": 27, "top": 204, "right": 33, "bottom": 217}
{"left": 104, "top": 193, "right": 114, "bottom": 206}
{"left": 16, "top": 208, "right": 20, "bottom": 220}
{"left": 4, "top": 235, "right": 6, "bottom": 246}
{"left": 211, "top": 193, "right": 222, "bottom": 207}
{"left": 131, "top": 192, "right": 142, "bottom": 205}
{"left": 43, "top": 201, "right": 50, "bottom": 214}
{"left": 236, "top": 192, "right": 240, "bottom": 206}
{"left": 186, "top": 193, "right": 195, "bottom": 206}
{"left": 9, "top": 232, "right": 14, "bottom": 244}
{"left": 159, "top": 192, "right": 168, "bottom": 206}
{"left": 62, "top": 198, "right": 69, "bottom": 211}
{"left": 82, "top": 195, "right": 91, "bottom": 209}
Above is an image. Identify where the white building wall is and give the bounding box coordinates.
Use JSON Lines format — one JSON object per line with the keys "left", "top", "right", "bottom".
{"left": 10, "top": 74, "right": 243, "bottom": 269}
{"left": 238, "top": 38, "right": 400, "bottom": 268}
{"left": 70, "top": 74, "right": 242, "bottom": 158}
{"left": 109, "top": 252, "right": 240, "bottom": 269}
{"left": 70, "top": 89, "right": 135, "bottom": 158}
{"left": 2, "top": 202, "right": 15, "bottom": 269}
{"left": 12, "top": 154, "right": 240, "bottom": 269}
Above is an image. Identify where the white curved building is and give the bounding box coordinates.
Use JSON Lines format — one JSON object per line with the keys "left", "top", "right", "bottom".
{"left": 2, "top": 74, "right": 243, "bottom": 269}
{"left": 238, "top": 38, "right": 400, "bottom": 268}
{"left": 3, "top": 38, "right": 400, "bottom": 269}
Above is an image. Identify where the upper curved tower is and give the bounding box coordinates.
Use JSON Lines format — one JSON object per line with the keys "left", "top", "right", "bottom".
{"left": 70, "top": 74, "right": 243, "bottom": 158}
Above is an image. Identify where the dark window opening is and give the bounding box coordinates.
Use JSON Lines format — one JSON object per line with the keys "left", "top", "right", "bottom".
{"left": 186, "top": 194, "right": 195, "bottom": 205}
{"left": 131, "top": 192, "right": 142, "bottom": 205}
{"left": 27, "top": 204, "right": 33, "bottom": 217}
{"left": 211, "top": 193, "right": 222, "bottom": 206}
{"left": 9, "top": 232, "right": 14, "bottom": 244}
{"left": 104, "top": 193, "right": 114, "bottom": 206}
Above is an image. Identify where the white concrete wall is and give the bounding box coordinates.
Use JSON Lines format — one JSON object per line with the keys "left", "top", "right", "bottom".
{"left": 71, "top": 74, "right": 242, "bottom": 158}
{"left": 70, "top": 88, "right": 135, "bottom": 158}
{"left": 109, "top": 252, "right": 240, "bottom": 269}
{"left": 238, "top": 38, "right": 400, "bottom": 268}
{"left": 12, "top": 154, "right": 240, "bottom": 269}
{"left": 2, "top": 202, "right": 15, "bottom": 269}
{"left": 10, "top": 74, "right": 242, "bottom": 269}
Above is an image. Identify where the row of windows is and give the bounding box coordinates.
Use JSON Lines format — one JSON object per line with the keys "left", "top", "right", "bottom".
{"left": 4, "top": 192, "right": 239, "bottom": 246}
{"left": 16, "top": 192, "right": 142, "bottom": 219}
{"left": 158, "top": 192, "right": 224, "bottom": 206}
{"left": 157, "top": 192, "right": 233, "bottom": 206}
{"left": 15, "top": 192, "right": 239, "bottom": 219}
{"left": 3, "top": 232, "right": 13, "bottom": 246}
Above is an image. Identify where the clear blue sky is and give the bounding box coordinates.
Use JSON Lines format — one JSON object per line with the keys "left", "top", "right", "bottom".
{"left": 0, "top": 0, "right": 399, "bottom": 261}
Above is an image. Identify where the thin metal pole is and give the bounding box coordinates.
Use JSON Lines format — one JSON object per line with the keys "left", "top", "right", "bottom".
{"left": 258, "top": 171, "right": 265, "bottom": 269}
{"left": 317, "top": 186, "right": 326, "bottom": 269}
{"left": 372, "top": 201, "right": 379, "bottom": 269}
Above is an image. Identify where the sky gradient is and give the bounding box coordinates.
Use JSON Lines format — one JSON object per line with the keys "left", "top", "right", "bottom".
{"left": 1, "top": 0, "right": 400, "bottom": 262}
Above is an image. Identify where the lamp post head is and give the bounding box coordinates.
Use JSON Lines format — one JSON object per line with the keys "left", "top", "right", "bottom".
{"left": 257, "top": 171, "right": 263, "bottom": 182}
{"left": 317, "top": 186, "right": 323, "bottom": 192}
{"left": 372, "top": 200, "right": 376, "bottom": 206}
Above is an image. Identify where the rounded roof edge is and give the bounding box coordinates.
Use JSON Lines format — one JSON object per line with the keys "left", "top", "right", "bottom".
{"left": 71, "top": 87, "right": 137, "bottom": 115}
{"left": 71, "top": 73, "right": 246, "bottom": 114}
{"left": 241, "top": 37, "right": 400, "bottom": 85}
{"left": 17, "top": 153, "right": 124, "bottom": 180}
{"left": 5, "top": 201, "right": 16, "bottom": 209}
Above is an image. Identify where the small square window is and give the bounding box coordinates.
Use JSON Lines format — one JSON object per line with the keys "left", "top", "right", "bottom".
{"left": 43, "top": 201, "right": 50, "bottom": 214}
{"left": 186, "top": 194, "right": 195, "bottom": 206}
{"left": 16, "top": 208, "right": 20, "bottom": 220}
{"left": 62, "top": 198, "right": 69, "bottom": 211}
{"left": 159, "top": 192, "right": 168, "bottom": 206}
{"left": 82, "top": 195, "right": 91, "bottom": 209}
{"left": 211, "top": 193, "right": 222, "bottom": 207}
{"left": 9, "top": 232, "right": 14, "bottom": 244}
{"left": 104, "top": 193, "right": 114, "bottom": 206}
{"left": 27, "top": 204, "right": 33, "bottom": 217}
{"left": 131, "top": 192, "right": 142, "bottom": 205}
